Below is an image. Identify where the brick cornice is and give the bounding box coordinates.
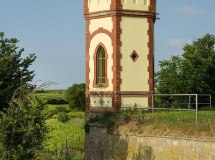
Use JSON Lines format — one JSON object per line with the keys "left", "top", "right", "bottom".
{"left": 89, "top": 91, "right": 114, "bottom": 95}
{"left": 89, "top": 91, "right": 153, "bottom": 96}
{"left": 85, "top": 9, "right": 155, "bottom": 19}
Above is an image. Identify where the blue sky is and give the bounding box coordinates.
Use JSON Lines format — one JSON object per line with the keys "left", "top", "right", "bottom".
{"left": 0, "top": 0, "right": 215, "bottom": 89}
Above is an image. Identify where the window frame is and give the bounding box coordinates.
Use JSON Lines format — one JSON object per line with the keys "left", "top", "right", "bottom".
{"left": 93, "top": 43, "right": 109, "bottom": 87}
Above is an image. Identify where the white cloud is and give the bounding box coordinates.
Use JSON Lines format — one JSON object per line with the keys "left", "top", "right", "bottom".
{"left": 179, "top": 6, "right": 215, "bottom": 16}
{"left": 166, "top": 38, "right": 192, "bottom": 47}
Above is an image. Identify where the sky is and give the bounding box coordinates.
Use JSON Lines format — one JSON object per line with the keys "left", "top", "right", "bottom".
{"left": 0, "top": 0, "right": 215, "bottom": 89}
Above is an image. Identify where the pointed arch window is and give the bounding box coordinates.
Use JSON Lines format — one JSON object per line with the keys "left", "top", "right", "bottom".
{"left": 96, "top": 46, "right": 106, "bottom": 84}
{"left": 93, "top": 44, "right": 109, "bottom": 87}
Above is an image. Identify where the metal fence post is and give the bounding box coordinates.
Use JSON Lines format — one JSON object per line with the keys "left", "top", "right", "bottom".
{"left": 152, "top": 94, "right": 154, "bottom": 113}
{"left": 152, "top": 94, "right": 154, "bottom": 119}
{"left": 188, "top": 95, "right": 191, "bottom": 109}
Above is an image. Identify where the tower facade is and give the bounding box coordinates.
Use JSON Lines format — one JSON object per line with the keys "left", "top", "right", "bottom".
{"left": 84, "top": 0, "right": 156, "bottom": 111}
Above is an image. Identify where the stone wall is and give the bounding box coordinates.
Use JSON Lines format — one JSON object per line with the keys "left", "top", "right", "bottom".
{"left": 85, "top": 126, "right": 215, "bottom": 160}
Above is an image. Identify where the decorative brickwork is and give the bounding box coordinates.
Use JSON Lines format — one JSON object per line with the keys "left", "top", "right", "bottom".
{"left": 111, "top": 0, "right": 122, "bottom": 111}
{"left": 84, "top": 0, "right": 90, "bottom": 111}
{"left": 130, "top": 50, "right": 139, "bottom": 62}
{"left": 84, "top": 0, "right": 156, "bottom": 111}
{"left": 147, "top": 0, "right": 156, "bottom": 106}
{"left": 90, "top": 28, "right": 113, "bottom": 43}
{"left": 85, "top": 9, "right": 155, "bottom": 19}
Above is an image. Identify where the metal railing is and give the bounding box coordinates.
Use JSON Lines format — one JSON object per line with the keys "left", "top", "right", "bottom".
{"left": 121, "top": 93, "right": 212, "bottom": 123}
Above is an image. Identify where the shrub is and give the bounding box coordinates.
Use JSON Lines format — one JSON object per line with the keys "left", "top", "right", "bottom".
{"left": 65, "top": 83, "right": 85, "bottom": 111}
{"left": 57, "top": 112, "right": 70, "bottom": 123}
{"left": 120, "top": 109, "right": 132, "bottom": 123}
{"left": 45, "top": 98, "right": 68, "bottom": 105}
{"left": 67, "top": 111, "right": 84, "bottom": 119}
{"left": 85, "top": 112, "right": 116, "bottom": 133}
{"left": 55, "top": 106, "right": 69, "bottom": 113}
{"left": 47, "top": 106, "right": 69, "bottom": 119}
{"left": 0, "top": 85, "right": 48, "bottom": 159}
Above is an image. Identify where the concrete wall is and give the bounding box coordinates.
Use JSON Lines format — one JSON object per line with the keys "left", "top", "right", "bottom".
{"left": 85, "top": 126, "right": 215, "bottom": 160}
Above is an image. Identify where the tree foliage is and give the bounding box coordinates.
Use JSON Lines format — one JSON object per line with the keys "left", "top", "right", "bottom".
{"left": 156, "top": 34, "right": 215, "bottom": 103}
{"left": 65, "top": 83, "right": 85, "bottom": 111}
{"left": 0, "top": 32, "right": 36, "bottom": 110}
{"left": 0, "top": 85, "right": 48, "bottom": 159}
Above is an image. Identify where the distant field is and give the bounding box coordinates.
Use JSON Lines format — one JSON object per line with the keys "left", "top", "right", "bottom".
{"left": 37, "top": 90, "right": 68, "bottom": 106}
{"left": 37, "top": 90, "right": 67, "bottom": 101}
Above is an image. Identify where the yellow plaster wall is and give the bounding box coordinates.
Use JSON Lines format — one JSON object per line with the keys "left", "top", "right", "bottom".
{"left": 88, "top": 0, "right": 111, "bottom": 13}
{"left": 90, "top": 96, "right": 112, "bottom": 108}
{"left": 121, "top": 97, "right": 149, "bottom": 108}
{"left": 122, "top": 0, "right": 149, "bottom": 11}
{"left": 89, "top": 17, "right": 113, "bottom": 34}
{"left": 89, "top": 33, "right": 113, "bottom": 92}
{"left": 120, "top": 17, "right": 149, "bottom": 92}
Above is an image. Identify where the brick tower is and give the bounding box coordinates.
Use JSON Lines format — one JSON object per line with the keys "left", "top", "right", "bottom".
{"left": 84, "top": 0, "right": 156, "bottom": 112}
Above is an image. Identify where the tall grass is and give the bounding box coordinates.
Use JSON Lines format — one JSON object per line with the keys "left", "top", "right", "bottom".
{"left": 118, "top": 109, "right": 215, "bottom": 139}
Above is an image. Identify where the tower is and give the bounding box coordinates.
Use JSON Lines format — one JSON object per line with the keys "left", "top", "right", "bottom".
{"left": 84, "top": 0, "right": 156, "bottom": 112}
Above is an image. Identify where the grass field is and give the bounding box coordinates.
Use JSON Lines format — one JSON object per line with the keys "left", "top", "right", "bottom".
{"left": 37, "top": 90, "right": 66, "bottom": 100}
{"left": 37, "top": 90, "right": 68, "bottom": 105}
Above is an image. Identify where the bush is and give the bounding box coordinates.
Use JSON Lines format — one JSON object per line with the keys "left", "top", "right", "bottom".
{"left": 55, "top": 106, "right": 69, "bottom": 113}
{"left": 65, "top": 83, "right": 85, "bottom": 111}
{"left": 0, "top": 85, "right": 48, "bottom": 159}
{"left": 57, "top": 112, "right": 70, "bottom": 123}
{"left": 85, "top": 112, "right": 116, "bottom": 133}
{"left": 67, "top": 111, "right": 84, "bottom": 119}
{"left": 45, "top": 98, "right": 68, "bottom": 105}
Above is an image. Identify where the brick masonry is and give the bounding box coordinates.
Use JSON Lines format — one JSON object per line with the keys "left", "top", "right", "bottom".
{"left": 84, "top": 0, "right": 157, "bottom": 111}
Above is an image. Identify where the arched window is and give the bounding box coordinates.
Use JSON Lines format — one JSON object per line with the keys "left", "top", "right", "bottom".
{"left": 96, "top": 46, "right": 106, "bottom": 84}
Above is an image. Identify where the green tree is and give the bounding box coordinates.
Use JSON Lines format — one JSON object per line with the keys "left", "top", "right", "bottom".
{"left": 0, "top": 85, "right": 48, "bottom": 159}
{"left": 0, "top": 32, "right": 36, "bottom": 110}
{"left": 65, "top": 83, "right": 85, "bottom": 111}
{"left": 156, "top": 34, "right": 215, "bottom": 104}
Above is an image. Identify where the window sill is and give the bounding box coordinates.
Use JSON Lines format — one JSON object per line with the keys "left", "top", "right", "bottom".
{"left": 93, "top": 83, "right": 109, "bottom": 88}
